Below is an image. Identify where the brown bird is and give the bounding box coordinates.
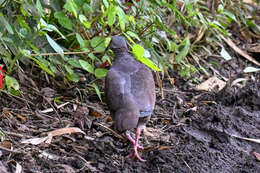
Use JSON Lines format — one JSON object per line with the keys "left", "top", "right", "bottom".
{"left": 105, "top": 36, "right": 155, "bottom": 162}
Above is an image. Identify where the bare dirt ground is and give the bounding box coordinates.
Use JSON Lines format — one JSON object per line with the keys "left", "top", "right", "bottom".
{"left": 0, "top": 53, "right": 259, "bottom": 172}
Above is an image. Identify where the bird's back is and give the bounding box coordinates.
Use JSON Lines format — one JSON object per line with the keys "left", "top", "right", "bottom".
{"left": 105, "top": 54, "right": 155, "bottom": 114}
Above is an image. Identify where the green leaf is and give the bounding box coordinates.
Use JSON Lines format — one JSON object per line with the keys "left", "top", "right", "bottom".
{"left": 132, "top": 44, "right": 161, "bottom": 71}
{"left": 0, "top": 13, "right": 14, "bottom": 34}
{"left": 76, "top": 33, "right": 86, "bottom": 48}
{"left": 104, "top": 37, "right": 112, "bottom": 47}
{"left": 132, "top": 44, "right": 144, "bottom": 59}
{"left": 175, "top": 37, "right": 190, "bottom": 63}
{"left": 66, "top": 72, "right": 80, "bottom": 82}
{"left": 126, "top": 31, "right": 140, "bottom": 41}
{"left": 94, "top": 68, "right": 108, "bottom": 78}
{"left": 79, "top": 60, "right": 94, "bottom": 73}
{"left": 68, "top": 0, "right": 78, "bottom": 18}
{"left": 65, "top": 65, "right": 74, "bottom": 74}
{"left": 29, "top": 57, "right": 55, "bottom": 77}
{"left": 92, "top": 83, "right": 102, "bottom": 102}
{"left": 243, "top": 67, "right": 260, "bottom": 73}
{"left": 50, "top": 65, "right": 58, "bottom": 73}
{"left": 103, "top": 0, "right": 109, "bottom": 8}
{"left": 54, "top": 11, "right": 73, "bottom": 31}
{"left": 83, "top": 3, "right": 92, "bottom": 15}
{"left": 136, "top": 56, "right": 161, "bottom": 72}
{"left": 68, "top": 58, "right": 81, "bottom": 68}
{"left": 116, "top": 6, "right": 126, "bottom": 31}
{"left": 36, "top": 0, "right": 44, "bottom": 17}
{"left": 91, "top": 37, "right": 106, "bottom": 51}
{"left": 220, "top": 47, "right": 232, "bottom": 61}
{"left": 91, "top": 36, "right": 103, "bottom": 48}
{"left": 107, "top": 5, "right": 116, "bottom": 26}
{"left": 79, "top": 14, "right": 91, "bottom": 29}
{"left": 119, "top": 18, "right": 125, "bottom": 31}
{"left": 17, "top": 16, "right": 31, "bottom": 33}
{"left": 5, "top": 75, "right": 19, "bottom": 91}
{"left": 46, "top": 34, "right": 64, "bottom": 56}
{"left": 223, "top": 11, "right": 237, "bottom": 22}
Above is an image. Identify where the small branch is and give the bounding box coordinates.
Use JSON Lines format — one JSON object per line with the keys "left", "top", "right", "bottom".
{"left": 30, "top": 51, "right": 91, "bottom": 57}
{"left": 138, "top": 22, "right": 154, "bottom": 37}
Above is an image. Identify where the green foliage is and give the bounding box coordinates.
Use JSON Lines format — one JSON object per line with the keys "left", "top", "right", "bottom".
{"left": 0, "top": 0, "right": 259, "bottom": 99}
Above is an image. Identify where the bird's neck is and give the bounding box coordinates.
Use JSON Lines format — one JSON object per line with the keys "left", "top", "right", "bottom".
{"left": 114, "top": 51, "right": 131, "bottom": 61}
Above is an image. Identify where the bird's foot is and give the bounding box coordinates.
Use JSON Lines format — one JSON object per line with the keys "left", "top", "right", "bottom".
{"left": 124, "top": 128, "right": 146, "bottom": 162}
{"left": 125, "top": 132, "right": 143, "bottom": 149}
{"left": 125, "top": 148, "right": 146, "bottom": 162}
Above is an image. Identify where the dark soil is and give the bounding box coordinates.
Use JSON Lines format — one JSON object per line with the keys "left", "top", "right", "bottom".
{"left": 0, "top": 60, "right": 260, "bottom": 172}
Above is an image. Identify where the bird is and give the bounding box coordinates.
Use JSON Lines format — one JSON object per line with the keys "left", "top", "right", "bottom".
{"left": 105, "top": 36, "right": 155, "bottom": 162}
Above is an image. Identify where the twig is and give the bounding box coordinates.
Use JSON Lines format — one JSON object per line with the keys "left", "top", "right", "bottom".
{"left": 0, "top": 145, "right": 23, "bottom": 154}
{"left": 30, "top": 51, "right": 90, "bottom": 57}
{"left": 219, "top": 33, "right": 260, "bottom": 66}
{"left": 94, "top": 122, "right": 124, "bottom": 140}
{"left": 1, "top": 90, "right": 35, "bottom": 106}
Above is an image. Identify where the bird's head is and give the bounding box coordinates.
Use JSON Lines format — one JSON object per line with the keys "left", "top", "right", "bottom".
{"left": 107, "top": 36, "right": 128, "bottom": 53}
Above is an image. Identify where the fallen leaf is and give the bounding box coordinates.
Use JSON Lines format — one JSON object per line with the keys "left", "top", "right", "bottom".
{"left": 196, "top": 76, "right": 226, "bottom": 91}
{"left": 90, "top": 110, "right": 105, "bottom": 118}
{"left": 46, "top": 127, "right": 86, "bottom": 144}
{"left": 17, "top": 114, "right": 27, "bottom": 123}
{"left": 21, "top": 127, "right": 86, "bottom": 145}
{"left": 247, "top": 44, "right": 260, "bottom": 53}
{"left": 0, "top": 141, "right": 12, "bottom": 149}
{"left": 74, "top": 106, "right": 89, "bottom": 129}
{"left": 194, "top": 26, "right": 206, "bottom": 44}
{"left": 158, "top": 146, "right": 174, "bottom": 150}
{"left": 252, "top": 152, "right": 260, "bottom": 161}
{"left": 21, "top": 137, "right": 48, "bottom": 145}
{"left": 219, "top": 34, "right": 260, "bottom": 66}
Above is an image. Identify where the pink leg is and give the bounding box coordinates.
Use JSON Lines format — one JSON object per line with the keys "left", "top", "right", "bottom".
{"left": 125, "top": 128, "right": 146, "bottom": 162}
{"left": 125, "top": 131, "right": 143, "bottom": 149}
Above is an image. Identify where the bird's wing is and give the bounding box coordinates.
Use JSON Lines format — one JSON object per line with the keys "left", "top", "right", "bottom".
{"left": 129, "top": 64, "right": 156, "bottom": 112}
{"left": 105, "top": 69, "right": 127, "bottom": 111}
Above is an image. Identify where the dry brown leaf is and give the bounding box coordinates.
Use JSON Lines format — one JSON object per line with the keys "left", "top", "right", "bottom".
{"left": 219, "top": 34, "right": 260, "bottom": 66}
{"left": 186, "top": 102, "right": 195, "bottom": 107}
{"left": 21, "top": 137, "right": 48, "bottom": 145}
{"left": 106, "top": 116, "right": 113, "bottom": 123}
{"left": 252, "top": 152, "right": 260, "bottom": 161}
{"left": 165, "top": 69, "right": 175, "bottom": 86}
{"left": 0, "top": 141, "right": 12, "bottom": 149}
{"left": 156, "top": 71, "right": 163, "bottom": 98}
{"left": 162, "top": 119, "right": 169, "bottom": 126}
{"left": 158, "top": 146, "right": 174, "bottom": 150}
{"left": 46, "top": 127, "right": 86, "bottom": 144}
{"left": 17, "top": 114, "right": 26, "bottom": 123}
{"left": 90, "top": 110, "right": 105, "bottom": 118}
{"left": 3, "top": 110, "right": 11, "bottom": 117}
{"left": 194, "top": 26, "right": 206, "bottom": 44}
{"left": 196, "top": 76, "right": 226, "bottom": 91}
{"left": 247, "top": 44, "right": 260, "bottom": 53}
{"left": 21, "top": 127, "right": 86, "bottom": 145}
{"left": 74, "top": 106, "right": 89, "bottom": 129}
{"left": 242, "top": 0, "right": 257, "bottom": 6}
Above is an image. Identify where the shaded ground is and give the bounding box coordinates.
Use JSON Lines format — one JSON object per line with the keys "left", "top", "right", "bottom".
{"left": 0, "top": 55, "right": 260, "bottom": 172}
